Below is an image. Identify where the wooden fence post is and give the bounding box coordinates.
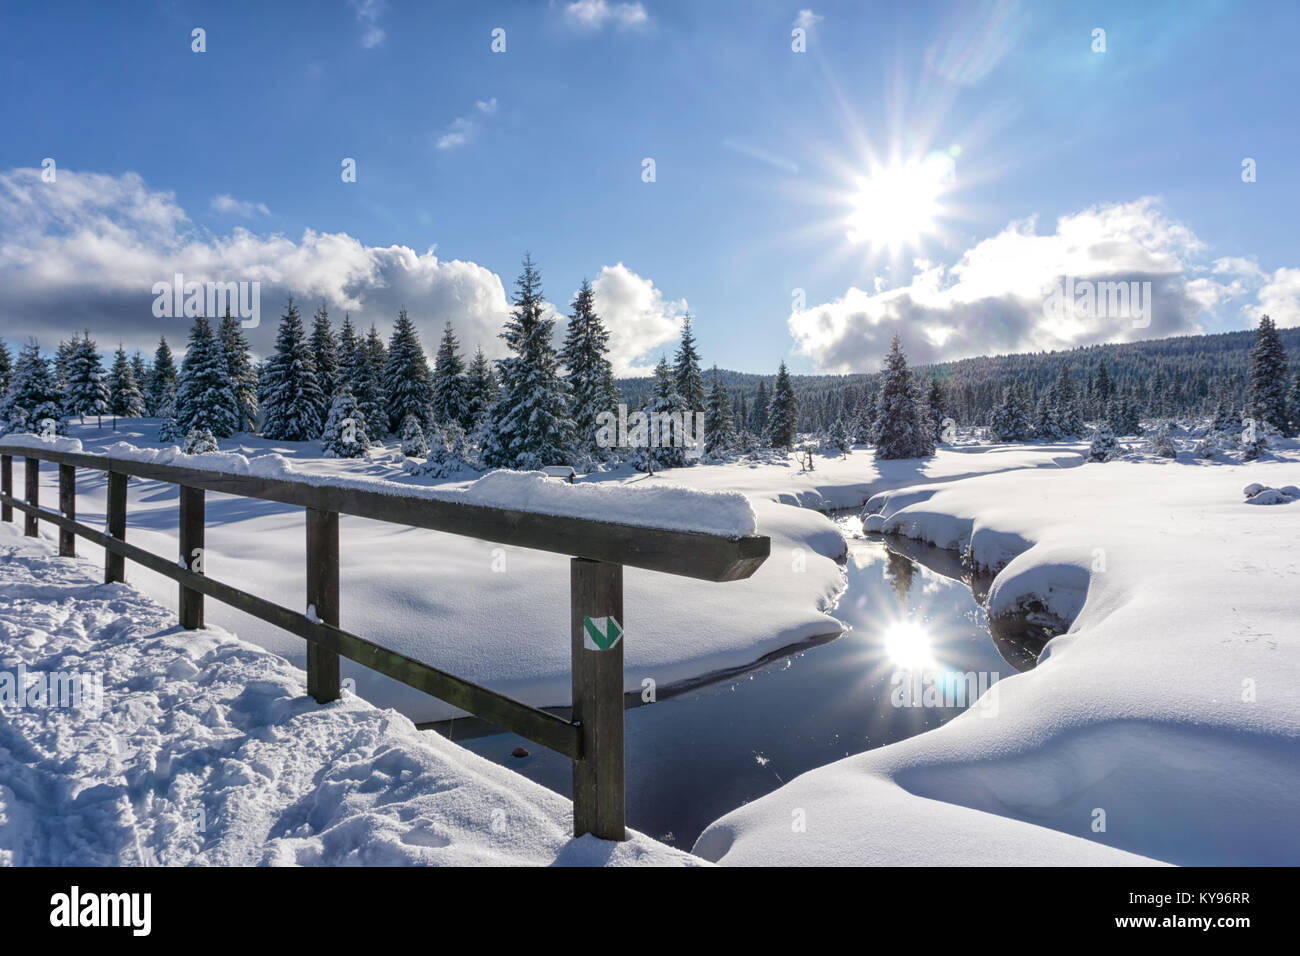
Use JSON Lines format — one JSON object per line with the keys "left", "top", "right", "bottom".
{"left": 58, "top": 464, "right": 75, "bottom": 557}
{"left": 305, "top": 507, "right": 340, "bottom": 703}
{"left": 570, "top": 558, "right": 626, "bottom": 841}
{"left": 179, "top": 485, "right": 205, "bottom": 628}
{"left": 24, "top": 457, "right": 38, "bottom": 537}
{"left": 105, "top": 470, "right": 127, "bottom": 584}
{"left": 1, "top": 455, "right": 12, "bottom": 523}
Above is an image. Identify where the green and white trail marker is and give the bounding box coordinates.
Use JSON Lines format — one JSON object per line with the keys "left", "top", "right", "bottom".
{"left": 583, "top": 615, "right": 623, "bottom": 651}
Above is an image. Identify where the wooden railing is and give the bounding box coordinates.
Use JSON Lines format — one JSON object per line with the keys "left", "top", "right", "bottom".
{"left": 0, "top": 441, "right": 769, "bottom": 840}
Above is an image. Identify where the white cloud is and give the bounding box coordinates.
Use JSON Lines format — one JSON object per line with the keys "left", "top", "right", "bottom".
{"left": 1256, "top": 267, "right": 1300, "bottom": 328}
{"left": 788, "top": 197, "right": 1263, "bottom": 373}
{"left": 0, "top": 167, "right": 512, "bottom": 358}
{"left": 793, "top": 9, "right": 823, "bottom": 30}
{"left": 589, "top": 263, "right": 688, "bottom": 376}
{"left": 210, "top": 194, "right": 270, "bottom": 219}
{"left": 563, "top": 0, "right": 649, "bottom": 32}
{"left": 349, "top": 0, "right": 386, "bottom": 48}
{"left": 436, "top": 99, "right": 498, "bottom": 151}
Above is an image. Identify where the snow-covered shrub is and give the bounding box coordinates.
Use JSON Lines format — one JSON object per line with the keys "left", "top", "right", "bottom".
{"left": 1088, "top": 423, "right": 1119, "bottom": 462}
{"left": 182, "top": 427, "right": 219, "bottom": 455}
{"left": 1243, "top": 482, "right": 1299, "bottom": 505}
{"left": 819, "top": 419, "right": 853, "bottom": 457}
{"left": 157, "top": 409, "right": 183, "bottom": 445}
{"left": 404, "top": 423, "right": 476, "bottom": 479}
{"left": 1150, "top": 421, "right": 1178, "bottom": 458}
{"left": 1193, "top": 434, "right": 1221, "bottom": 459}
{"left": 399, "top": 414, "right": 429, "bottom": 458}
{"left": 320, "top": 387, "right": 370, "bottom": 459}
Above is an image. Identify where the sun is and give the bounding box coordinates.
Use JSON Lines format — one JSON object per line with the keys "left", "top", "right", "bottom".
{"left": 846, "top": 153, "right": 955, "bottom": 253}
{"left": 882, "top": 620, "right": 937, "bottom": 671}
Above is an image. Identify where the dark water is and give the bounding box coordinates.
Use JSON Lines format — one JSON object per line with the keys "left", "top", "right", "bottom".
{"left": 448, "top": 521, "right": 1012, "bottom": 850}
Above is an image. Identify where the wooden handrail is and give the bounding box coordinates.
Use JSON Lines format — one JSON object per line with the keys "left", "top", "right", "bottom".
{"left": 0, "top": 441, "right": 770, "bottom": 840}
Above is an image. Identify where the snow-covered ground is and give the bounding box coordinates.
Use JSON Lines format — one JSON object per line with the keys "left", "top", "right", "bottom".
{"left": 0, "top": 524, "right": 695, "bottom": 866}
{"left": 4, "top": 420, "right": 1074, "bottom": 723}
{"left": 696, "top": 450, "right": 1300, "bottom": 866}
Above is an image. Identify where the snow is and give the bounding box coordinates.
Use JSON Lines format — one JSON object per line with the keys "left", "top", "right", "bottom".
{"left": 695, "top": 453, "right": 1300, "bottom": 866}
{"left": 0, "top": 524, "right": 695, "bottom": 866}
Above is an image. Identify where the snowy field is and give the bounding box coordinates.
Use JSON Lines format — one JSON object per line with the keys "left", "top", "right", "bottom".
{"left": 0, "top": 524, "right": 695, "bottom": 866}
{"left": 696, "top": 448, "right": 1300, "bottom": 866}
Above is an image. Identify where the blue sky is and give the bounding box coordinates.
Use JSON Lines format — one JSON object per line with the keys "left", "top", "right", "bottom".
{"left": 1, "top": 0, "right": 1298, "bottom": 374}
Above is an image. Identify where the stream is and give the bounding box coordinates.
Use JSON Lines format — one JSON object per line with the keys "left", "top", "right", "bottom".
{"left": 446, "top": 517, "right": 1036, "bottom": 851}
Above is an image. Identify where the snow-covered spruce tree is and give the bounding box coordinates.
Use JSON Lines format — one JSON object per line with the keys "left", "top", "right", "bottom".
{"left": 463, "top": 346, "right": 499, "bottom": 433}
{"left": 987, "top": 386, "right": 1029, "bottom": 442}
{"left": 148, "top": 336, "right": 178, "bottom": 416}
{"left": 750, "top": 379, "right": 769, "bottom": 438}
{"left": 108, "top": 345, "right": 145, "bottom": 420}
{"left": 259, "top": 300, "right": 324, "bottom": 441}
{"left": 157, "top": 399, "right": 183, "bottom": 444}
{"left": 353, "top": 324, "right": 390, "bottom": 438}
{"left": 637, "top": 357, "right": 687, "bottom": 472}
{"left": 0, "top": 340, "right": 11, "bottom": 396}
{"left": 310, "top": 305, "right": 339, "bottom": 422}
{"left": 1088, "top": 422, "right": 1120, "bottom": 462}
{"left": 65, "top": 332, "right": 109, "bottom": 425}
{"left": 561, "top": 279, "right": 618, "bottom": 456}
{"left": 872, "top": 336, "right": 935, "bottom": 459}
{"left": 481, "top": 255, "right": 574, "bottom": 469}
{"left": 0, "top": 341, "right": 63, "bottom": 434}
{"left": 673, "top": 315, "right": 706, "bottom": 417}
{"left": 431, "top": 320, "right": 468, "bottom": 430}
{"left": 1248, "top": 314, "right": 1290, "bottom": 434}
{"left": 704, "top": 366, "right": 737, "bottom": 456}
{"left": 320, "top": 384, "right": 371, "bottom": 459}
{"left": 176, "top": 315, "right": 240, "bottom": 439}
{"left": 821, "top": 417, "right": 853, "bottom": 457}
{"left": 1211, "top": 392, "right": 1240, "bottom": 435}
{"left": 766, "top": 361, "right": 799, "bottom": 449}
{"left": 1034, "top": 387, "right": 1064, "bottom": 442}
{"left": 1288, "top": 369, "right": 1300, "bottom": 436}
{"left": 383, "top": 309, "right": 435, "bottom": 434}
{"left": 399, "top": 412, "right": 429, "bottom": 458}
{"left": 1052, "top": 365, "right": 1083, "bottom": 436}
{"left": 1150, "top": 420, "right": 1178, "bottom": 458}
{"left": 218, "top": 310, "right": 259, "bottom": 433}
{"left": 924, "top": 377, "right": 949, "bottom": 441}
{"left": 182, "top": 427, "right": 220, "bottom": 455}
{"left": 337, "top": 313, "right": 362, "bottom": 390}
{"left": 54, "top": 338, "right": 76, "bottom": 396}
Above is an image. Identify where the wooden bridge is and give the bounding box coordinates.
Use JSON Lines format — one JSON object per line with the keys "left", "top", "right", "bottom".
{"left": 0, "top": 440, "right": 769, "bottom": 841}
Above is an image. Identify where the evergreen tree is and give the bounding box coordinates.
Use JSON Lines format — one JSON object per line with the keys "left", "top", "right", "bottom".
{"left": 319, "top": 384, "right": 371, "bottom": 458}
{"left": 673, "top": 315, "right": 706, "bottom": 414}
{"left": 431, "top": 320, "right": 469, "bottom": 429}
{"left": 1248, "top": 314, "right": 1290, "bottom": 434}
{"left": 399, "top": 413, "right": 429, "bottom": 458}
{"left": 65, "top": 332, "right": 109, "bottom": 425}
{"left": 310, "top": 305, "right": 340, "bottom": 420}
{"left": 219, "top": 309, "right": 259, "bottom": 433}
{"left": 561, "top": 279, "right": 618, "bottom": 455}
{"left": 1094, "top": 360, "right": 1113, "bottom": 418}
{"left": 383, "top": 309, "right": 435, "bottom": 433}
{"left": 766, "top": 361, "right": 798, "bottom": 448}
{"left": 1288, "top": 369, "right": 1300, "bottom": 436}
{"left": 130, "top": 351, "right": 149, "bottom": 400}
{"left": 750, "top": 379, "right": 770, "bottom": 438}
{"left": 924, "top": 377, "right": 949, "bottom": 441}
{"left": 177, "top": 315, "right": 240, "bottom": 438}
{"left": 54, "top": 337, "right": 77, "bottom": 397}
{"left": 1088, "top": 422, "right": 1120, "bottom": 462}
{"left": 872, "top": 337, "right": 934, "bottom": 459}
{"left": 481, "top": 255, "right": 574, "bottom": 468}
{"left": 0, "top": 340, "right": 11, "bottom": 396}
{"left": 355, "top": 325, "right": 390, "bottom": 437}
{"left": 1053, "top": 365, "right": 1083, "bottom": 436}
{"left": 259, "top": 300, "right": 324, "bottom": 441}
{"left": 464, "top": 346, "right": 499, "bottom": 433}
{"left": 704, "top": 365, "right": 737, "bottom": 455}
{"left": 0, "top": 341, "right": 63, "bottom": 434}
{"left": 148, "top": 337, "right": 178, "bottom": 416}
{"left": 1150, "top": 420, "right": 1177, "bottom": 458}
{"left": 988, "top": 386, "right": 1031, "bottom": 442}
{"left": 638, "top": 357, "right": 686, "bottom": 471}
{"left": 337, "top": 313, "right": 363, "bottom": 392}
{"left": 108, "top": 345, "right": 145, "bottom": 420}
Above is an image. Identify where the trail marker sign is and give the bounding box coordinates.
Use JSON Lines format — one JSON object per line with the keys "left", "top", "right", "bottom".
{"left": 583, "top": 615, "right": 623, "bottom": 651}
